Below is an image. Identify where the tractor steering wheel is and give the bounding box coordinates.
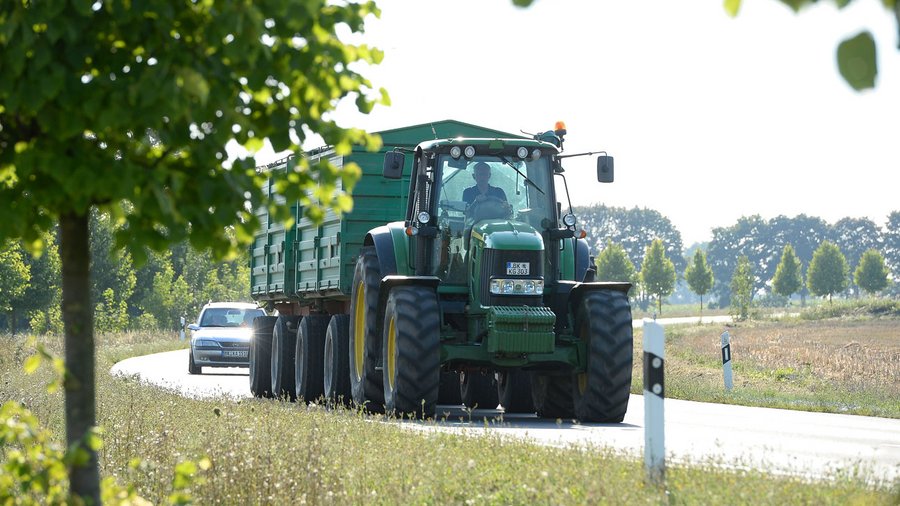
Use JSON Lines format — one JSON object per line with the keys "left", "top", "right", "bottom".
{"left": 465, "top": 196, "right": 511, "bottom": 222}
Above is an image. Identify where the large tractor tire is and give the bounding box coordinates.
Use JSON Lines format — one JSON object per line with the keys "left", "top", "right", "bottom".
{"left": 188, "top": 349, "right": 201, "bottom": 375}
{"left": 382, "top": 286, "right": 441, "bottom": 418}
{"left": 572, "top": 289, "right": 633, "bottom": 423}
{"left": 271, "top": 315, "right": 301, "bottom": 401}
{"left": 531, "top": 373, "right": 574, "bottom": 420}
{"left": 460, "top": 370, "right": 499, "bottom": 410}
{"left": 249, "top": 316, "right": 277, "bottom": 398}
{"left": 437, "top": 371, "right": 462, "bottom": 406}
{"left": 349, "top": 247, "right": 384, "bottom": 412}
{"left": 295, "top": 314, "right": 329, "bottom": 404}
{"left": 497, "top": 371, "right": 534, "bottom": 413}
{"left": 324, "top": 314, "right": 352, "bottom": 406}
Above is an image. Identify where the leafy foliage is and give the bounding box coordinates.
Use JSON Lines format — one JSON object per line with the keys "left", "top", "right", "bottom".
{"left": 684, "top": 249, "right": 714, "bottom": 313}
{"left": 854, "top": 249, "right": 889, "bottom": 295}
{"left": 594, "top": 241, "right": 638, "bottom": 296}
{"left": 640, "top": 238, "right": 676, "bottom": 314}
{"left": 807, "top": 241, "right": 849, "bottom": 302}
{"left": 772, "top": 244, "right": 803, "bottom": 299}
{"left": 723, "top": 0, "right": 896, "bottom": 90}
{"left": 0, "top": 0, "right": 386, "bottom": 259}
{"left": 0, "top": 240, "right": 30, "bottom": 329}
{"left": 577, "top": 204, "right": 685, "bottom": 272}
{"left": 730, "top": 255, "right": 754, "bottom": 320}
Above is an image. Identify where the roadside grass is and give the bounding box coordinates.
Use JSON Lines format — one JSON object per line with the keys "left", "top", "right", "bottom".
{"left": 1, "top": 332, "right": 895, "bottom": 504}
{"left": 633, "top": 318, "right": 900, "bottom": 418}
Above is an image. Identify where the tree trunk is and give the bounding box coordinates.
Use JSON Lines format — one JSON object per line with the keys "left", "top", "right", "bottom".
{"left": 59, "top": 212, "right": 101, "bottom": 504}
{"left": 10, "top": 308, "right": 17, "bottom": 335}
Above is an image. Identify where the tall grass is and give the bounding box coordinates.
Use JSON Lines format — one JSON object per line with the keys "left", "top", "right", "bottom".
{"left": 634, "top": 318, "right": 900, "bottom": 418}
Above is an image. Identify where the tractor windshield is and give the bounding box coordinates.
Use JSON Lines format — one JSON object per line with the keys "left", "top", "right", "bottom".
{"left": 432, "top": 154, "right": 554, "bottom": 281}
{"left": 436, "top": 155, "right": 554, "bottom": 229}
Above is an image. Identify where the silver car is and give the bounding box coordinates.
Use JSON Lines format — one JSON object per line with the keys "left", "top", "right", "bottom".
{"left": 188, "top": 302, "right": 266, "bottom": 374}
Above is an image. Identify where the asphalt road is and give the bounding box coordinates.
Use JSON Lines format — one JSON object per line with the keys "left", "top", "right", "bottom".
{"left": 110, "top": 344, "right": 899, "bottom": 483}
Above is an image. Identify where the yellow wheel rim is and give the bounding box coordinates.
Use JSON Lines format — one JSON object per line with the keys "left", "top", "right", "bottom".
{"left": 387, "top": 315, "right": 397, "bottom": 391}
{"left": 354, "top": 280, "right": 365, "bottom": 379}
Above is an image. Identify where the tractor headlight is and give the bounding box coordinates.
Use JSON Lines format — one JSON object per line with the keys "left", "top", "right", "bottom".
{"left": 531, "top": 149, "right": 541, "bottom": 160}
{"left": 516, "top": 146, "right": 529, "bottom": 159}
{"left": 490, "top": 279, "right": 544, "bottom": 295}
{"left": 562, "top": 213, "right": 577, "bottom": 227}
{"left": 417, "top": 211, "right": 431, "bottom": 224}
{"left": 464, "top": 146, "right": 476, "bottom": 158}
{"left": 450, "top": 146, "right": 462, "bottom": 159}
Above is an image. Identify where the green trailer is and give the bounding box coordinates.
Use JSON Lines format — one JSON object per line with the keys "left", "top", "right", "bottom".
{"left": 248, "top": 119, "right": 633, "bottom": 422}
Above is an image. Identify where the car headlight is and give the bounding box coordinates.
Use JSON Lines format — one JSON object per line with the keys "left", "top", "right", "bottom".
{"left": 490, "top": 279, "right": 544, "bottom": 295}
{"left": 194, "top": 339, "right": 219, "bottom": 348}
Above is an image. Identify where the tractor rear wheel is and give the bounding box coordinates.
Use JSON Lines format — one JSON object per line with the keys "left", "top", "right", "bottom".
{"left": 460, "top": 370, "right": 499, "bottom": 410}
{"left": 249, "top": 316, "right": 277, "bottom": 398}
{"left": 271, "top": 315, "right": 301, "bottom": 401}
{"left": 295, "top": 314, "right": 329, "bottom": 404}
{"left": 531, "top": 373, "right": 574, "bottom": 420}
{"left": 349, "top": 247, "right": 384, "bottom": 412}
{"left": 324, "top": 314, "right": 351, "bottom": 406}
{"left": 572, "top": 289, "right": 633, "bottom": 423}
{"left": 497, "top": 371, "right": 534, "bottom": 413}
{"left": 382, "top": 285, "right": 440, "bottom": 418}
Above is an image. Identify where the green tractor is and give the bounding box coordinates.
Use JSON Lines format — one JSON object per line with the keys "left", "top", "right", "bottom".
{"left": 349, "top": 123, "right": 633, "bottom": 420}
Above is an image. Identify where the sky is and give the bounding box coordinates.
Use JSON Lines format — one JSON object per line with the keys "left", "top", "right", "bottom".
{"left": 261, "top": 0, "right": 900, "bottom": 247}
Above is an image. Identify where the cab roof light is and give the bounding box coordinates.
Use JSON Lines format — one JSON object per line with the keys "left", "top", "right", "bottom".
{"left": 554, "top": 121, "right": 567, "bottom": 137}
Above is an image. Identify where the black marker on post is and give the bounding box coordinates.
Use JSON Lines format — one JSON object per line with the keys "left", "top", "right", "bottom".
{"left": 721, "top": 331, "right": 733, "bottom": 391}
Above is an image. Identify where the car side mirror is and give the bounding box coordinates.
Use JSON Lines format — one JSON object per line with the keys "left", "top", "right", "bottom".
{"left": 597, "top": 155, "right": 614, "bottom": 183}
{"left": 383, "top": 152, "right": 405, "bottom": 179}
{"left": 188, "top": 324, "right": 200, "bottom": 331}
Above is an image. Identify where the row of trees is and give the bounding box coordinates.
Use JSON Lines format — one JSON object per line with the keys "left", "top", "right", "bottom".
{"left": 0, "top": 210, "right": 248, "bottom": 335}
{"left": 581, "top": 205, "right": 899, "bottom": 313}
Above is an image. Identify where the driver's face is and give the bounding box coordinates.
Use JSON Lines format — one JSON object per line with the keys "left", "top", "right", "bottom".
{"left": 473, "top": 167, "right": 491, "bottom": 184}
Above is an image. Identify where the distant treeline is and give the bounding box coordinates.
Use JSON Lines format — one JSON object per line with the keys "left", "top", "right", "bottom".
{"left": 0, "top": 210, "right": 248, "bottom": 335}
{"left": 576, "top": 204, "right": 900, "bottom": 307}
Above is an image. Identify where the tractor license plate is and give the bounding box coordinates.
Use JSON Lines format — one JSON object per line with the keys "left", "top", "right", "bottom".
{"left": 506, "top": 262, "right": 530, "bottom": 275}
{"left": 223, "top": 350, "right": 248, "bottom": 358}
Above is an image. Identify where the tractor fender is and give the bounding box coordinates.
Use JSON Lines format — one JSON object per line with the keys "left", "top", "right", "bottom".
{"left": 364, "top": 226, "right": 399, "bottom": 277}
{"left": 566, "top": 281, "right": 632, "bottom": 319}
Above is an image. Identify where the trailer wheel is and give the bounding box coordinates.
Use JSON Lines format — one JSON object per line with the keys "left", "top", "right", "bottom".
{"left": 460, "top": 370, "right": 499, "bottom": 410}
{"left": 349, "top": 246, "right": 384, "bottom": 412}
{"left": 188, "top": 349, "right": 201, "bottom": 375}
{"left": 497, "top": 371, "right": 534, "bottom": 413}
{"left": 295, "top": 314, "right": 329, "bottom": 404}
{"left": 271, "top": 315, "right": 301, "bottom": 401}
{"left": 382, "top": 285, "right": 440, "bottom": 418}
{"left": 437, "top": 371, "right": 462, "bottom": 406}
{"left": 531, "top": 373, "right": 574, "bottom": 420}
{"left": 324, "top": 314, "right": 352, "bottom": 406}
{"left": 572, "top": 289, "right": 633, "bottom": 423}
{"left": 249, "top": 316, "right": 277, "bottom": 398}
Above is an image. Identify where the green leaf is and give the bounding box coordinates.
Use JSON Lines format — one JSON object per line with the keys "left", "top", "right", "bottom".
{"left": 837, "top": 31, "right": 877, "bottom": 91}
{"left": 23, "top": 354, "right": 41, "bottom": 374}
{"left": 724, "top": 0, "right": 742, "bottom": 17}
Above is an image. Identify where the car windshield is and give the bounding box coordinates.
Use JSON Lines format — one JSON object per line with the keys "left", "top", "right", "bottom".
{"left": 200, "top": 308, "right": 265, "bottom": 327}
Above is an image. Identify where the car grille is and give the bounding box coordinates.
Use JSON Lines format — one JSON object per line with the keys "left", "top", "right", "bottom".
{"left": 480, "top": 248, "right": 544, "bottom": 306}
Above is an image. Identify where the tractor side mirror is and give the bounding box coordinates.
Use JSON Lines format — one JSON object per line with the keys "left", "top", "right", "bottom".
{"left": 383, "top": 152, "right": 405, "bottom": 179}
{"left": 597, "top": 155, "right": 614, "bottom": 183}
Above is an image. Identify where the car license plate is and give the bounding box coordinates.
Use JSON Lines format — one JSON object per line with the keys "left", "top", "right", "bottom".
{"left": 506, "top": 262, "right": 530, "bottom": 275}
{"left": 223, "top": 350, "right": 248, "bottom": 358}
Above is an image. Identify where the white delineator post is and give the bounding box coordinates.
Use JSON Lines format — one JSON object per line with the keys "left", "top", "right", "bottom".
{"left": 180, "top": 316, "right": 186, "bottom": 341}
{"left": 721, "top": 331, "right": 733, "bottom": 391}
{"left": 643, "top": 320, "right": 665, "bottom": 485}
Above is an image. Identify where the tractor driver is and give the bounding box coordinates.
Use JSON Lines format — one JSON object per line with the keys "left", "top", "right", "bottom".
{"left": 462, "top": 162, "right": 507, "bottom": 205}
